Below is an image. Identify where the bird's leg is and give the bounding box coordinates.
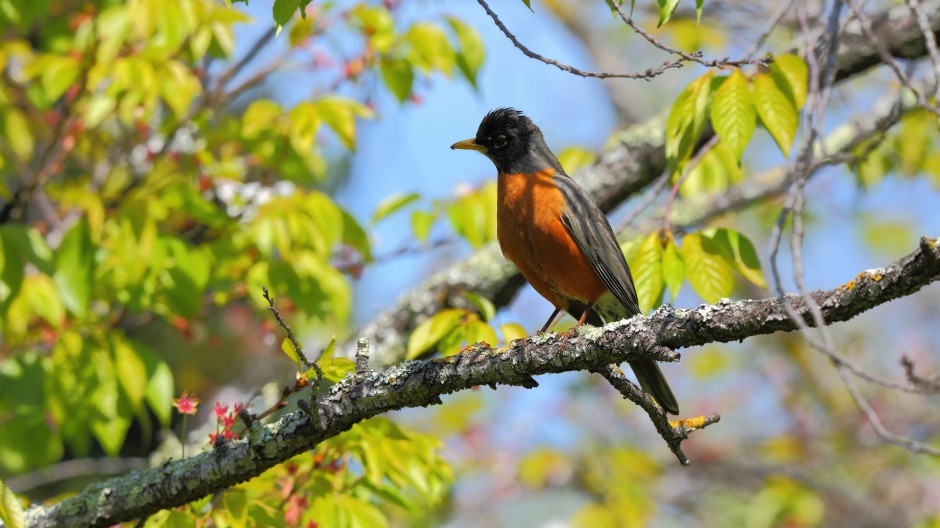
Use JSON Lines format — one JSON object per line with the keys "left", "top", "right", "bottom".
{"left": 538, "top": 307, "right": 562, "bottom": 334}
{"left": 556, "top": 303, "right": 593, "bottom": 352}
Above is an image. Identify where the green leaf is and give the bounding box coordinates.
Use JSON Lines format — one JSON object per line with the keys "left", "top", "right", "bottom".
{"left": 657, "top": 0, "right": 681, "bottom": 26}
{"left": 89, "top": 348, "right": 132, "bottom": 456}
{"left": 341, "top": 208, "right": 372, "bottom": 262}
{"left": 661, "top": 235, "right": 685, "bottom": 301}
{"left": 320, "top": 356, "right": 356, "bottom": 383}
{"left": 629, "top": 232, "right": 664, "bottom": 313}
{"left": 447, "top": 16, "right": 485, "bottom": 88}
{"left": 464, "top": 291, "right": 495, "bottom": 321}
{"left": 112, "top": 333, "right": 149, "bottom": 413}
{"left": 53, "top": 217, "right": 95, "bottom": 317}
{"left": 695, "top": 0, "right": 705, "bottom": 23}
{"left": 521, "top": 0, "right": 534, "bottom": 12}
{"left": 282, "top": 338, "right": 304, "bottom": 370}
{"left": 710, "top": 69, "right": 756, "bottom": 160}
{"left": 753, "top": 72, "right": 799, "bottom": 157}
{"left": 380, "top": 58, "right": 414, "bottom": 103}
{"left": 769, "top": 54, "right": 808, "bottom": 110}
{"left": 272, "top": 0, "right": 299, "bottom": 35}
{"left": 681, "top": 232, "right": 734, "bottom": 302}
{"left": 557, "top": 146, "right": 597, "bottom": 174}
{"left": 410, "top": 210, "right": 436, "bottom": 243}
{"left": 407, "top": 308, "right": 464, "bottom": 360}
{"left": 705, "top": 228, "right": 766, "bottom": 288}
{"left": 372, "top": 192, "right": 420, "bottom": 224}
{"left": 139, "top": 342, "right": 174, "bottom": 426}
{"left": 0, "top": 227, "right": 25, "bottom": 315}
{"left": 0, "top": 478, "right": 25, "bottom": 528}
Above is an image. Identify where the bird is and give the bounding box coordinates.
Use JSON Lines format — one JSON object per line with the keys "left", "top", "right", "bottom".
{"left": 450, "top": 108, "right": 679, "bottom": 415}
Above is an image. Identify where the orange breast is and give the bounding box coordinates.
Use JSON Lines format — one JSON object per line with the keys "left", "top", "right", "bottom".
{"left": 496, "top": 169, "right": 608, "bottom": 310}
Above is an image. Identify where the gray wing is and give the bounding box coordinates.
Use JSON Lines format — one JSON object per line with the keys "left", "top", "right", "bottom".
{"left": 554, "top": 175, "right": 641, "bottom": 317}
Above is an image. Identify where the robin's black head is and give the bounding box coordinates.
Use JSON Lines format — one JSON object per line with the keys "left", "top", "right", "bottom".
{"left": 451, "top": 108, "right": 556, "bottom": 174}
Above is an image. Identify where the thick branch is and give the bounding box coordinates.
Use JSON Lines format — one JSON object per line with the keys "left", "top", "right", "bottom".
{"left": 27, "top": 236, "right": 940, "bottom": 528}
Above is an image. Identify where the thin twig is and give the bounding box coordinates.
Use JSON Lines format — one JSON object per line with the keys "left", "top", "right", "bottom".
{"left": 846, "top": 0, "right": 940, "bottom": 117}
{"left": 836, "top": 364, "right": 940, "bottom": 456}
{"left": 906, "top": 0, "right": 940, "bottom": 100}
{"left": 745, "top": 0, "right": 799, "bottom": 59}
{"left": 769, "top": 0, "right": 938, "bottom": 456}
{"left": 615, "top": 167, "right": 672, "bottom": 233}
{"left": 605, "top": 0, "right": 772, "bottom": 70}
{"left": 476, "top": 0, "right": 687, "bottom": 80}
{"left": 261, "top": 286, "right": 324, "bottom": 427}
{"left": 595, "top": 364, "right": 720, "bottom": 465}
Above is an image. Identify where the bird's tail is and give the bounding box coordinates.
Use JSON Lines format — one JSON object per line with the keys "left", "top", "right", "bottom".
{"left": 627, "top": 359, "right": 679, "bottom": 415}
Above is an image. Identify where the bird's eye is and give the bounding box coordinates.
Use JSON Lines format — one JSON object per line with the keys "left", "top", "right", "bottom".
{"left": 492, "top": 135, "right": 508, "bottom": 148}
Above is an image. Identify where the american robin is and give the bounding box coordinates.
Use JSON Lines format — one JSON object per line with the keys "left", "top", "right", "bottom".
{"left": 451, "top": 108, "right": 679, "bottom": 415}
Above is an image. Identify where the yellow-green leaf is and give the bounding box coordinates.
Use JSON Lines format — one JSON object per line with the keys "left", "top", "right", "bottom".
{"left": 53, "top": 217, "right": 94, "bottom": 317}
{"left": 557, "top": 146, "right": 597, "bottom": 174}
{"left": 1, "top": 107, "right": 33, "bottom": 160}
{"left": 404, "top": 23, "right": 455, "bottom": 77}
{"left": 710, "top": 69, "right": 756, "bottom": 160}
{"left": 681, "top": 232, "right": 734, "bottom": 302}
{"left": 410, "top": 210, "right": 436, "bottom": 243}
{"left": 666, "top": 71, "right": 716, "bottom": 167}
{"left": 769, "top": 54, "right": 808, "bottom": 110}
{"left": 657, "top": 0, "right": 681, "bottom": 26}
{"left": 500, "top": 322, "right": 528, "bottom": 343}
{"left": 380, "top": 58, "right": 414, "bottom": 103}
{"left": 372, "top": 192, "right": 419, "bottom": 224}
{"left": 661, "top": 236, "right": 685, "bottom": 301}
{"left": 705, "top": 228, "right": 766, "bottom": 288}
{"left": 314, "top": 96, "right": 374, "bottom": 151}
{"left": 447, "top": 16, "right": 485, "bottom": 88}
{"left": 464, "top": 291, "right": 496, "bottom": 321}
{"left": 629, "top": 232, "right": 664, "bottom": 313}
{"left": 281, "top": 338, "right": 304, "bottom": 370}
{"left": 753, "top": 72, "right": 799, "bottom": 157}
{"left": 241, "top": 100, "right": 283, "bottom": 139}
{"left": 407, "top": 308, "right": 465, "bottom": 359}
{"left": 0, "top": 477, "right": 25, "bottom": 528}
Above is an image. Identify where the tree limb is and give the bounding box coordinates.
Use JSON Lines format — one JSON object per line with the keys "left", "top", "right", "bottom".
{"left": 26, "top": 236, "right": 940, "bottom": 528}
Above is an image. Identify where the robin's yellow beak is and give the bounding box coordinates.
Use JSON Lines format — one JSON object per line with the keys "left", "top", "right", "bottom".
{"left": 450, "top": 138, "right": 487, "bottom": 153}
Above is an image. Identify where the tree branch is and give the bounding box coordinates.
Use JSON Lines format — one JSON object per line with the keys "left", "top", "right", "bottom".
{"left": 26, "top": 236, "right": 940, "bottom": 528}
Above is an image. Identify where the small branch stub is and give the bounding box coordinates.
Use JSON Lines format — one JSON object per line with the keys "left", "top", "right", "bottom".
{"left": 355, "top": 337, "right": 372, "bottom": 381}
{"left": 261, "top": 286, "right": 324, "bottom": 428}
